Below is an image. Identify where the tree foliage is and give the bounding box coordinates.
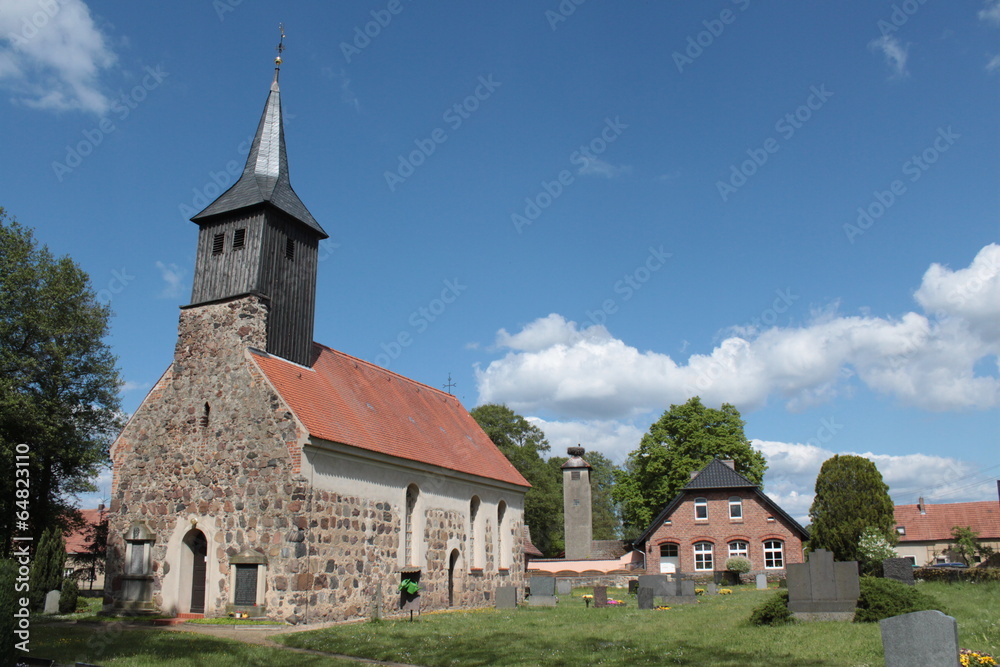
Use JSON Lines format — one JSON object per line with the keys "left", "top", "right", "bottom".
{"left": 808, "top": 455, "right": 895, "bottom": 563}
{"left": 29, "top": 526, "right": 66, "bottom": 611}
{"left": 951, "top": 526, "right": 993, "bottom": 565}
{"left": 470, "top": 404, "right": 563, "bottom": 556}
{"left": 0, "top": 210, "right": 122, "bottom": 556}
{"left": 612, "top": 397, "right": 766, "bottom": 539}
{"left": 75, "top": 513, "right": 109, "bottom": 589}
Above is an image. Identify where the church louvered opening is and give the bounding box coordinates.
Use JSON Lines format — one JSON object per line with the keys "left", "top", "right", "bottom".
{"left": 285, "top": 237, "right": 295, "bottom": 261}
{"left": 199, "top": 403, "right": 210, "bottom": 428}
{"left": 232, "top": 228, "right": 246, "bottom": 250}
{"left": 212, "top": 232, "right": 225, "bottom": 255}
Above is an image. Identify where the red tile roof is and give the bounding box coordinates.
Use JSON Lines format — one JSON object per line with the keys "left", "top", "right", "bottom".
{"left": 65, "top": 509, "right": 105, "bottom": 554}
{"left": 251, "top": 344, "right": 530, "bottom": 488}
{"left": 894, "top": 501, "right": 1000, "bottom": 542}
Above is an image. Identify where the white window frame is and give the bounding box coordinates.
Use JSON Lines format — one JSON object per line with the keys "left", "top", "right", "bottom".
{"left": 728, "top": 540, "right": 749, "bottom": 559}
{"left": 694, "top": 542, "right": 714, "bottom": 571}
{"left": 729, "top": 496, "right": 743, "bottom": 520}
{"left": 764, "top": 540, "right": 784, "bottom": 569}
{"left": 694, "top": 497, "right": 708, "bottom": 521}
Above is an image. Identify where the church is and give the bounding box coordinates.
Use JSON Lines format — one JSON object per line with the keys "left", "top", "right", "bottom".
{"left": 105, "top": 52, "right": 530, "bottom": 623}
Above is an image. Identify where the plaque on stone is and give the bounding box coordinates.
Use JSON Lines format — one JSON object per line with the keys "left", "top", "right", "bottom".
{"left": 234, "top": 564, "right": 258, "bottom": 606}
{"left": 594, "top": 586, "right": 607, "bottom": 608}
{"left": 129, "top": 542, "right": 146, "bottom": 575}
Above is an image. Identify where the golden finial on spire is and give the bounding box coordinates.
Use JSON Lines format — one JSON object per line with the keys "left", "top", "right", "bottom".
{"left": 275, "top": 23, "right": 285, "bottom": 67}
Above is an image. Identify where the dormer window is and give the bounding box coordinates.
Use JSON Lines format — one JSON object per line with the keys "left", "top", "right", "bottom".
{"left": 896, "top": 526, "right": 906, "bottom": 536}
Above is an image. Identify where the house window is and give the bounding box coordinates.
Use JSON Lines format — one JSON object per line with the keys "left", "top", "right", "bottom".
{"left": 571, "top": 470, "right": 580, "bottom": 480}
{"left": 659, "top": 543, "right": 678, "bottom": 558}
{"left": 729, "top": 497, "right": 742, "bottom": 520}
{"left": 694, "top": 542, "right": 713, "bottom": 571}
{"left": 694, "top": 497, "right": 708, "bottom": 520}
{"left": 233, "top": 228, "right": 246, "bottom": 250}
{"left": 728, "top": 540, "right": 749, "bottom": 559}
{"left": 764, "top": 540, "right": 784, "bottom": 569}
{"left": 896, "top": 526, "right": 906, "bottom": 536}
{"left": 212, "top": 232, "right": 225, "bottom": 255}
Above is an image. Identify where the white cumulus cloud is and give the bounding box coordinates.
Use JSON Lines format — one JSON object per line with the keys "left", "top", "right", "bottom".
{"left": 869, "top": 35, "right": 909, "bottom": 78}
{"left": 0, "top": 0, "right": 116, "bottom": 113}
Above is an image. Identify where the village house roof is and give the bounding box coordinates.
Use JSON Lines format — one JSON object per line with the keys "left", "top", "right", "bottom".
{"left": 191, "top": 68, "right": 326, "bottom": 238}
{"left": 251, "top": 344, "right": 530, "bottom": 488}
{"left": 634, "top": 458, "right": 809, "bottom": 546}
{"left": 65, "top": 508, "right": 104, "bottom": 554}
{"left": 894, "top": 500, "right": 1000, "bottom": 542}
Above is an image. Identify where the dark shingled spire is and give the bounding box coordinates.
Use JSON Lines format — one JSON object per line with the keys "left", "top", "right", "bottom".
{"left": 191, "top": 67, "right": 327, "bottom": 239}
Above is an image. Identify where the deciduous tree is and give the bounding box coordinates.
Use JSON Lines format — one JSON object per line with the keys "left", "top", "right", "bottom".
{"left": 0, "top": 211, "right": 122, "bottom": 557}
{"left": 808, "top": 455, "right": 895, "bottom": 563}
{"left": 613, "top": 397, "right": 766, "bottom": 538}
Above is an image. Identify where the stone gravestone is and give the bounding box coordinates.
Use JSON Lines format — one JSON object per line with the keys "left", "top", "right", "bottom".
{"left": 528, "top": 575, "right": 557, "bottom": 607}
{"left": 706, "top": 583, "right": 717, "bottom": 595}
{"left": 44, "top": 589, "right": 60, "bottom": 614}
{"left": 786, "top": 549, "right": 860, "bottom": 622}
{"left": 755, "top": 573, "right": 768, "bottom": 589}
{"left": 637, "top": 574, "right": 672, "bottom": 597}
{"left": 556, "top": 579, "right": 572, "bottom": 596}
{"left": 882, "top": 558, "right": 915, "bottom": 586}
{"left": 628, "top": 580, "right": 639, "bottom": 595}
{"left": 593, "top": 586, "right": 608, "bottom": 608}
{"left": 637, "top": 587, "right": 654, "bottom": 610}
{"left": 880, "top": 610, "right": 959, "bottom": 667}
{"left": 680, "top": 580, "right": 695, "bottom": 597}
{"left": 495, "top": 585, "right": 517, "bottom": 609}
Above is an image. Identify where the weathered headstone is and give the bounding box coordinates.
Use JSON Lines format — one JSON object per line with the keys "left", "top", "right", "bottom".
{"left": 44, "top": 589, "right": 60, "bottom": 614}
{"left": 556, "top": 579, "right": 572, "bottom": 595}
{"left": 680, "top": 580, "right": 695, "bottom": 597}
{"left": 495, "top": 585, "right": 517, "bottom": 609}
{"left": 527, "top": 595, "right": 557, "bottom": 607}
{"left": 755, "top": 573, "right": 768, "bottom": 589}
{"left": 628, "top": 580, "right": 639, "bottom": 595}
{"left": 637, "top": 587, "right": 654, "bottom": 610}
{"left": 787, "top": 549, "right": 860, "bottom": 621}
{"left": 530, "top": 576, "right": 556, "bottom": 597}
{"left": 637, "top": 574, "right": 673, "bottom": 596}
{"left": 593, "top": 586, "right": 608, "bottom": 608}
{"left": 882, "top": 558, "right": 915, "bottom": 586}
{"left": 880, "top": 610, "right": 959, "bottom": 667}
{"left": 705, "top": 583, "right": 717, "bottom": 595}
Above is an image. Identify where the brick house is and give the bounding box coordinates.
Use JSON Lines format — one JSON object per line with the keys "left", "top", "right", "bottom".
{"left": 893, "top": 499, "right": 1000, "bottom": 566}
{"left": 635, "top": 458, "right": 808, "bottom": 579}
{"left": 105, "top": 60, "right": 529, "bottom": 623}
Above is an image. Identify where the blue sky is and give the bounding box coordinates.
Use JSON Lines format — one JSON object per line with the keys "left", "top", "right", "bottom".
{"left": 2, "top": 1, "right": 997, "bottom": 520}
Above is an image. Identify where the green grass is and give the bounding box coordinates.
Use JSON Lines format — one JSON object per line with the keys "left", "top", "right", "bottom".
{"left": 276, "top": 582, "right": 1000, "bottom": 667}
{"left": 24, "top": 582, "right": 998, "bottom": 666}
{"left": 25, "top": 624, "right": 364, "bottom": 666}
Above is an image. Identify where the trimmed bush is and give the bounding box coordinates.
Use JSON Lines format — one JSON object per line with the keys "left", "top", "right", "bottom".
{"left": 915, "top": 567, "right": 1000, "bottom": 583}
{"left": 726, "top": 556, "right": 751, "bottom": 574}
{"left": 59, "top": 578, "right": 79, "bottom": 614}
{"left": 749, "top": 590, "right": 793, "bottom": 626}
{"left": 854, "top": 576, "right": 941, "bottom": 623}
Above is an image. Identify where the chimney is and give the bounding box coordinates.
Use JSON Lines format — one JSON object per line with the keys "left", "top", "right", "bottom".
{"left": 722, "top": 459, "right": 735, "bottom": 470}
{"left": 918, "top": 497, "right": 926, "bottom": 515}
{"left": 98, "top": 503, "right": 105, "bottom": 512}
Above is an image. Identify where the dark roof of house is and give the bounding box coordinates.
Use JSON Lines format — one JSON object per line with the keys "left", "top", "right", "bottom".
{"left": 634, "top": 459, "right": 809, "bottom": 545}
{"left": 590, "top": 540, "right": 630, "bottom": 559}
{"left": 894, "top": 501, "right": 1000, "bottom": 542}
{"left": 684, "top": 458, "right": 757, "bottom": 489}
{"left": 192, "top": 69, "right": 327, "bottom": 239}
{"left": 251, "top": 343, "right": 530, "bottom": 488}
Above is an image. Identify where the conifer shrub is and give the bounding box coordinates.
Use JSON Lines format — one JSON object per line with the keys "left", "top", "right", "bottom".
{"left": 749, "top": 590, "right": 793, "bottom": 626}
{"left": 854, "top": 576, "right": 942, "bottom": 623}
{"left": 59, "top": 578, "right": 79, "bottom": 614}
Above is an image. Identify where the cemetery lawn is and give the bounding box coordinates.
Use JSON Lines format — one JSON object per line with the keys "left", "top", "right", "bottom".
{"left": 277, "top": 582, "right": 1000, "bottom": 667}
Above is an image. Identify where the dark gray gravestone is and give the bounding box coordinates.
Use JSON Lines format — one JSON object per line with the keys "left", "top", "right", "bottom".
{"left": 556, "top": 579, "right": 572, "bottom": 596}
{"left": 628, "top": 580, "right": 639, "bottom": 595}
{"left": 530, "top": 576, "right": 555, "bottom": 597}
{"left": 637, "top": 587, "right": 654, "bottom": 610}
{"left": 638, "top": 574, "right": 673, "bottom": 596}
{"left": 787, "top": 549, "right": 860, "bottom": 621}
{"left": 880, "top": 610, "right": 959, "bottom": 667}
{"left": 755, "top": 573, "right": 768, "bottom": 589}
{"left": 594, "top": 586, "right": 608, "bottom": 608}
{"left": 680, "top": 580, "right": 695, "bottom": 597}
{"left": 495, "top": 585, "right": 517, "bottom": 609}
{"left": 882, "top": 558, "right": 915, "bottom": 586}
{"left": 44, "top": 589, "right": 60, "bottom": 614}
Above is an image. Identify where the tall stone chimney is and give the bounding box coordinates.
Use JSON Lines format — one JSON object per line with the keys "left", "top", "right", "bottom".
{"left": 918, "top": 497, "right": 926, "bottom": 515}
{"left": 562, "top": 446, "right": 592, "bottom": 560}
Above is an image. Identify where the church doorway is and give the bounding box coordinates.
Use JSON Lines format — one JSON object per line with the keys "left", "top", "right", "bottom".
{"left": 184, "top": 529, "right": 208, "bottom": 614}
{"left": 447, "top": 549, "right": 460, "bottom": 607}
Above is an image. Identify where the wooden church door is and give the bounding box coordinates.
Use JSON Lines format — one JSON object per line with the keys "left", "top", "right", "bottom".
{"left": 189, "top": 531, "right": 208, "bottom": 613}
